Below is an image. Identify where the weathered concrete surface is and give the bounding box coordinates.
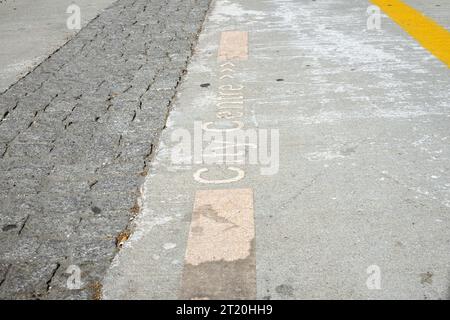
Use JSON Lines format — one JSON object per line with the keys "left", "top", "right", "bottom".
{"left": 0, "top": 0, "right": 117, "bottom": 93}
{"left": 103, "top": 0, "right": 450, "bottom": 300}
{"left": 0, "top": 0, "right": 211, "bottom": 299}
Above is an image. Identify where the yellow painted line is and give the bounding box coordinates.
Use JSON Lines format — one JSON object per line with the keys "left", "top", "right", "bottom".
{"left": 371, "top": 0, "right": 450, "bottom": 68}
{"left": 218, "top": 31, "right": 248, "bottom": 61}
{"left": 180, "top": 188, "right": 256, "bottom": 299}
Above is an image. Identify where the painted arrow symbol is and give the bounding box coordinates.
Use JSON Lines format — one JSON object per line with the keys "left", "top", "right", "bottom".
{"left": 220, "top": 62, "right": 235, "bottom": 68}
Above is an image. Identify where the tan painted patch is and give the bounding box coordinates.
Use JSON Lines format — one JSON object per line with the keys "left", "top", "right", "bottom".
{"left": 180, "top": 188, "right": 256, "bottom": 299}
{"left": 185, "top": 189, "right": 254, "bottom": 265}
{"left": 218, "top": 31, "right": 248, "bottom": 61}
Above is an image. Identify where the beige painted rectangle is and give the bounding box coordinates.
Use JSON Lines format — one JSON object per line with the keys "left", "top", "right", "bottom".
{"left": 180, "top": 188, "right": 256, "bottom": 300}
{"left": 218, "top": 31, "right": 248, "bottom": 61}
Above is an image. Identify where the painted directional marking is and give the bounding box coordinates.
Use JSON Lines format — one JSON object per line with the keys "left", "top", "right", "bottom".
{"left": 220, "top": 62, "right": 236, "bottom": 68}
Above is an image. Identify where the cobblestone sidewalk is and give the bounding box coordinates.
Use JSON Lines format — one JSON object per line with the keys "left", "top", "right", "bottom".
{"left": 0, "top": 0, "right": 211, "bottom": 299}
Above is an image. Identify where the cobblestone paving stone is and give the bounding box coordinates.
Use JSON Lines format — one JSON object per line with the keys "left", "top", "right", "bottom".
{"left": 0, "top": 0, "right": 211, "bottom": 299}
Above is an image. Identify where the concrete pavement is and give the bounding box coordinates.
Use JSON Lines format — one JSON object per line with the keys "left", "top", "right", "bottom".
{"left": 103, "top": 0, "right": 450, "bottom": 299}
{"left": 0, "top": 0, "right": 449, "bottom": 300}
{"left": 0, "top": 0, "right": 117, "bottom": 93}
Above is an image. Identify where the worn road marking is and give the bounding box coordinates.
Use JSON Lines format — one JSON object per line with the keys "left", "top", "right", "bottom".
{"left": 193, "top": 167, "right": 245, "bottom": 184}
{"left": 180, "top": 188, "right": 256, "bottom": 299}
{"left": 371, "top": 0, "right": 450, "bottom": 67}
{"left": 218, "top": 31, "right": 248, "bottom": 61}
